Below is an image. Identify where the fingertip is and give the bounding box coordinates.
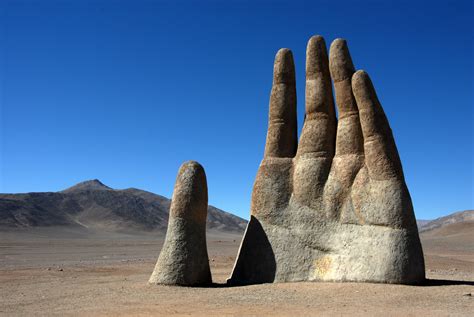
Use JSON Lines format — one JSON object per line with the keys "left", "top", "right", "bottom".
{"left": 308, "top": 35, "right": 325, "bottom": 46}
{"left": 182, "top": 160, "right": 202, "bottom": 168}
{"left": 276, "top": 47, "right": 292, "bottom": 58}
{"left": 352, "top": 70, "right": 374, "bottom": 104}
{"left": 307, "top": 35, "right": 327, "bottom": 56}
{"left": 331, "top": 37, "right": 346, "bottom": 46}
{"left": 176, "top": 160, "right": 207, "bottom": 195}
{"left": 307, "top": 35, "right": 326, "bottom": 57}
{"left": 273, "top": 48, "right": 295, "bottom": 84}
{"left": 306, "top": 35, "right": 328, "bottom": 78}
{"left": 352, "top": 69, "right": 369, "bottom": 82}
{"left": 329, "top": 38, "right": 347, "bottom": 54}
{"left": 329, "top": 38, "right": 355, "bottom": 82}
{"left": 180, "top": 160, "right": 204, "bottom": 175}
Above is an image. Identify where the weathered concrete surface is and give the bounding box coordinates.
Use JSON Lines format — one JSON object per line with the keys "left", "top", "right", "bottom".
{"left": 149, "top": 161, "right": 212, "bottom": 286}
{"left": 228, "top": 36, "right": 425, "bottom": 285}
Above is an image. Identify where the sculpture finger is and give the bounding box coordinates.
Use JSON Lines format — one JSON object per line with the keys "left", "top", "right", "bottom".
{"left": 329, "top": 39, "right": 364, "bottom": 156}
{"left": 149, "top": 161, "right": 212, "bottom": 286}
{"left": 297, "top": 35, "right": 336, "bottom": 158}
{"left": 352, "top": 70, "right": 403, "bottom": 180}
{"left": 264, "top": 49, "right": 298, "bottom": 158}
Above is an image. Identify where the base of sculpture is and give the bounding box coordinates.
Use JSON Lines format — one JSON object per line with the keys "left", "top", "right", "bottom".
{"left": 228, "top": 214, "right": 425, "bottom": 285}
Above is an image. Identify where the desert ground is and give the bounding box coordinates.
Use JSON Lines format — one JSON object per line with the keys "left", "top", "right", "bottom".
{"left": 1, "top": 224, "right": 473, "bottom": 316}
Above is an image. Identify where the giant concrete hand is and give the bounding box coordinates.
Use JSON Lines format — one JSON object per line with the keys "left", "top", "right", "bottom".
{"left": 228, "top": 36, "right": 425, "bottom": 285}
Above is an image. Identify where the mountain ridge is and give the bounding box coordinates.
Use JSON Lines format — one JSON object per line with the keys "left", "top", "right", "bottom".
{"left": 0, "top": 179, "right": 247, "bottom": 233}
{"left": 419, "top": 209, "right": 473, "bottom": 232}
{"left": 1, "top": 180, "right": 471, "bottom": 235}
{"left": 61, "top": 179, "right": 112, "bottom": 193}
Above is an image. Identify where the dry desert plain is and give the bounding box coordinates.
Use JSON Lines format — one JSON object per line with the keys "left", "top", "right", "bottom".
{"left": 0, "top": 222, "right": 473, "bottom": 316}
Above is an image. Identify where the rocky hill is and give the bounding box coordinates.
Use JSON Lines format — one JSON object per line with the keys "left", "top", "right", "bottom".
{"left": 418, "top": 210, "right": 473, "bottom": 232}
{"left": 0, "top": 180, "right": 247, "bottom": 233}
{"left": 419, "top": 210, "right": 474, "bottom": 260}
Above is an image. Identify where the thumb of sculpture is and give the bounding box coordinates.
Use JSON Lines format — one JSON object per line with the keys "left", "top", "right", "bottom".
{"left": 149, "top": 161, "right": 212, "bottom": 286}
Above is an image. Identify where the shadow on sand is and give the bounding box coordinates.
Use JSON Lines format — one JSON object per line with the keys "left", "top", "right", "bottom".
{"left": 201, "top": 278, "right": 474, "bottom": 289}
{"left": 422, "top": 279, "right": 474, "bottom": 287}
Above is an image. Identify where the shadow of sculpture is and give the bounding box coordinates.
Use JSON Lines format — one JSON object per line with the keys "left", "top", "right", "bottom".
{"left": 194, "top": 277, "right": 474, "bottom": 289}
{"left": 227, "top": 216, "right": 276, "bottom": 286}
{"left": 422, "top": 279, "right": 474, "bottom": 287}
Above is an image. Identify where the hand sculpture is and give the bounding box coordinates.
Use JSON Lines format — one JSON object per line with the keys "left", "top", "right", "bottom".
{"left": 228, "top": 36, "right": 425, "bottom": 285}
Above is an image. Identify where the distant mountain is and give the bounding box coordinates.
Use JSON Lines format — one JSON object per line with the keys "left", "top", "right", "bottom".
{"left": 416, "top": 219, "right": 431, "bottom": 230}
{"left": 0, "top": 180, "right": 247, "bottom": 233}
{"left": 419, "top": 210, "right": 473, "bottom": 232}
{"left": 419, "top": 210, "right": 474, "bottom": 257}
{"left": 61, "top": 179, "right": 112, "bottom": 193}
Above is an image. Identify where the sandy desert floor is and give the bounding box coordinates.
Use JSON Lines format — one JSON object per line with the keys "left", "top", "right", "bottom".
{"left": 0, "top": 226, "right": 473, "bottom": 316}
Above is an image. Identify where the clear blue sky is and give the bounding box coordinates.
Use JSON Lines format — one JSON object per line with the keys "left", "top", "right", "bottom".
{"left": 1, "top": 0, "right": 473, "bottom": 220}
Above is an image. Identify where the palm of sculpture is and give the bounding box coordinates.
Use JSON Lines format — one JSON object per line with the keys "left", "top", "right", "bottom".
{"left": 228, "top": 36, "right": 425, "bottom": 285}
